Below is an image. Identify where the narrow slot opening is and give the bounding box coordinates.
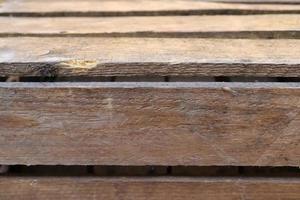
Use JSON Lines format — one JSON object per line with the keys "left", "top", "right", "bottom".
{"left": 2, "top": 76, "right": 300, "bottom": 83}
{"left": 1, "top": 165, "right": 299, "bottom": 177}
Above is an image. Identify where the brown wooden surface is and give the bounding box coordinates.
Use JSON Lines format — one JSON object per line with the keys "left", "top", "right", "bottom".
{"left": 0, "top": 0, "right": 299, "bottom": 197}
{"left": 0, "top": 82, "right": 299, "bottom": 166}
{"left": 213, "top": 0, "right": 300, "bottom": 3}
{"left": 1, "top": 0, "right": 300, "bottom": 16}
{"left": 1, "top": 37, "right": 300, "bottom": 77}
{"left": 0, "top": 177, "right": 299, "bottom": 200}
{"left": 2, "top": 15, "right": 300, "bottom": 37}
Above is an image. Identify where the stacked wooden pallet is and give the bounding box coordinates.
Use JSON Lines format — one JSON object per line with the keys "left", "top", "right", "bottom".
{"left": 0, "top": 0, "right": 299, "bottom": 199}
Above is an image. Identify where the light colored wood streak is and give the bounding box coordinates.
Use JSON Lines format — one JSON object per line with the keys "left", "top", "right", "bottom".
{"left": 1, "top": 37, "right": 300, "bottom": 77}
{"left": 1, "top": 15, "right": 300, "bottom": 36}
{"left": 1, "top": 0, "right": 300, "bottom": 16}
{"left": 0, "top": 82, "right": 299, "bottom": 166}
{"left": 0, "top": 177, "right": 299, "bottom": 200}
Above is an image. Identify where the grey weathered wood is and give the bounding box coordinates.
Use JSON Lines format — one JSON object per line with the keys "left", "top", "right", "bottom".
{"left": 1, "top": 15, "right": 300, "bottom": 39}
{"left": 0, "top": 82, "right": 299, "bottom": 166}
{"left": 1, "top": 37, "right": 300, "bottom": 77}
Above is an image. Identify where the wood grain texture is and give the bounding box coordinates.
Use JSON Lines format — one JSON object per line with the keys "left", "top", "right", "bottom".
{"left": 0, "top": 177, "right": 299, "bottom": 200}
{"left": 2, "top": 15, "right": 300, "bottom": 38}
{"left": 212, "top": 0, "right": 300, "bottom": 3}
{"left": 2, "top": 0, "right": 300, "bottom": 16}
{"left": 1, "top": 37, "right": 300, "bottom": 77}
{"left": 0, "top": 82, "right": 299, "bottom": 166}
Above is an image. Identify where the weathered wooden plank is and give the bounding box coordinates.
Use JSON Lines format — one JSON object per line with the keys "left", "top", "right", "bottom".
{"left": 0, "top": 177, "right": 299, "bottom": 200}
{"left": 0, "top": 82, "right": 299, "bottom": 166}
{"left": 2, "top": 15, "right": 300, "bottom": 38}
{"left": 212, "top": 0, "right": 300, "bottom": 3}
{"left": 1, "top": 37, "right": 300, "bottom": 77}
{"left": 1, "top": 0, "right": 300, "bottom": 16}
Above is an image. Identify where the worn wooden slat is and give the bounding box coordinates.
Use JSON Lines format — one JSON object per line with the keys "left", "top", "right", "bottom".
{"left": 2, "top": 15, "right": 300, "bottom": 38}
{"left": 213, "top": 0, "right": 300, "bottom": 3}
{"left": 0, "top": 177, "right": 299, "bottom": 200}
{"left": 212, "top": 0, "right": 300, "bottom": 3}
{"left": 1, "top": 37, "right": 300, "bottom": 77}
{"left": 0, "top": 82, "right": 299, "bottom": 166}
{"left": 2, "top": 0, "right": 300, "bottom": 16}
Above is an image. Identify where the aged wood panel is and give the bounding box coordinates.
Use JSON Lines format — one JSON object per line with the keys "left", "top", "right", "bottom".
{"left": 1, "top": 37, "right": 300, "bottom": 77}
{"left": 0, "top": 177, "right": 299, "bottom": 200}
{"left": 1, "top": 0, "right": 300, "bottom": 16}
{"left": 2, "top": 15, "right": 300, "bottom": 38}
{"left": 212, "top": 0, "right": 300, "bottom": 3}
{"left": 0, "top": 82, "right": 299, "bottom": 166}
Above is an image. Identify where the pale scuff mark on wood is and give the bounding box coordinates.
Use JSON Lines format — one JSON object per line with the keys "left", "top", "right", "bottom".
{"left": 6, "top": 76, "right": 19, "bottom": 82}
{"left": 103, "top": 98, "right": 114, "bottom": 110}
{"left": 59, "top": 60, "right": 98, "bottom": 69}
{"left": 0, "top": 47, "right": 15, "bottom": 62}
{"left": 222, "top": 87, "right": 238, "bottom": 96}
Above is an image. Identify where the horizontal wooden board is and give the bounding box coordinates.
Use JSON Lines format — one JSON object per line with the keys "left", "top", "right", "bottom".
{"left": 0, "top": 177, "right": 299, "bottom": 200}
{"left": 2, "top": 15, "right": 300, "bottom": 38}
{"left": 2, "top": 0, "right": 300, "bottom": 16}
{"left": 212, "top": 0, "right": 300, "bottom": 3}
{"left": 1, "top": 37, "right": 300, "bottom": 77}
{"left": 0, "top": 82, "right": 299, "bottom": 166}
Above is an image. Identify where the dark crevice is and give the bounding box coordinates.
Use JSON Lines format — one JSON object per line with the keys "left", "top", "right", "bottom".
{"left": 86, "top": 166, "right": 95, "bottom": 175}
{"left": 164, "top": 76, "right": 170, "bottom": 82}
{"left": 148, "top": 166, "right": 157, "bottom": 175}
{"left": 1, "top": 166, "right": 299, "bottom": 177}
{"left": 55, "top": 76, "right": 112, "bottom": 82}
{"left": 276, "top": 77, "right": 300, "bottom": 82}
{"left": 167, "top": 166, "right": 173, "bottom": 175}
{"left": 214, "top": 76, "right": 231, "bottom": 82}
{"left": 238, "top": 166, "right": 245, "bottom": 175}
{"left": 2, "top": 9, "right": 300, "bottom": 17}
{"left": 1, "top": 76, "right": 300, "bottom": 82}
{"left": 19, "top": 76, "right": 57, "bottom": 82}
{"left": 1, "top": 31, "right": 300, "bottom": 39}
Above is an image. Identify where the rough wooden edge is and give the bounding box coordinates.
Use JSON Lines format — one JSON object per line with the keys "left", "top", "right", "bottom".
{"left": 1, "top": 62, "right": 300, "bottom": 77}
{"left": 1, "top": 31, "right": 300, "bottom": 39}
{"left": 0, "top": 177, "right": 299, "bottom": 199}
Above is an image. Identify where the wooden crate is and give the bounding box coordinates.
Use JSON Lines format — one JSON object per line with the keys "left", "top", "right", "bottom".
{"left": 0, "top": 0, "right": 299, "bottom": 199}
